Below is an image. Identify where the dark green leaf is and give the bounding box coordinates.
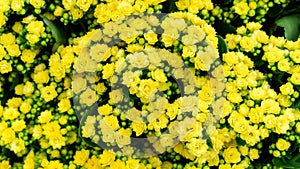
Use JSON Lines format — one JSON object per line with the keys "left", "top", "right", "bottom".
{"left": 292, "top": 98, "right": 300, "bottom": 108}
{"left": 39, "top": 15, "right": 67, "bottom": 52}
{"left": 236, "top": 137, "right": 246, "bottom": 146}
{"left": 217, "top": 35, "right": 228, "bottom": 56}
{"left": 213, "top": 20, "right": 236, "bottom": 37}
{"left": 9, "top": 75, "right": 19, "bottom": 91}
{"left": 268, "top": 5, "right": 284, "bottom": 17}
{"left": 275, "top": 14, "right": 300, "bottom": 41}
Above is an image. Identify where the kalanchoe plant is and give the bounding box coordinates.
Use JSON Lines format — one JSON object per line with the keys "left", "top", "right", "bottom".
{"left": 1, "top": 0, "right": 300, "bottom": 168}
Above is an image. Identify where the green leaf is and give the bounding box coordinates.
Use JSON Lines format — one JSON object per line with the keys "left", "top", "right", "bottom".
{"left": 236, "top": 137, "right": 246, "bottom": 146}
{"left": 213, "top": 20, "right": 236, "bottom": 37}
{"left": 292, "top": 98, "right": 300, "bottom": 108}
{"left": 268, "top": 5, "right": 284, "bottom": 17}
{"left": 9, "top": 75, "right": 19, "bottom": 91}
{"left": 39, "top": 15, "right": 67, "bottom": 52}
{"left": 273, "top": 158, "right": 300, "bottom": 169}
{"left": 275, "top": 14, "right": 300, "bottom": 41}
{"left": 217, "top": 35, "right": 228, "bottom": 56}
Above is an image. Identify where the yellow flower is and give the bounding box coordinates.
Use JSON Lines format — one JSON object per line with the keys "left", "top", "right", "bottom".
{"left": 109, "top": 88, "right": 124, "bottom": 104}
{"left": 41, "top": 85, "right": 58, "bottom": 102}
{"left": 0, "top": 161, "right": 11, "bottom": 169}
{"left": 2, "top": 128, "right": 16, "bottom": 144}
{"left": 89, "top": 44, "right": 111, "bottom": 62}
{"left": 33, "top": 71, "right": 50, "bottom": 84}
{"left": 79, "top": 88, "right": 98, "bottom": 106}
{"left": 11, "top": 0, "right": 24, "bottom": 12}
{"left": 277, "top": 58, "right": 291, "bottom": 71}
{"left": 249, "top": 87, "right": 267, "bottom": 100}
{"left": 99, "top": 150, "right": 116, "bottom": 167}
{"left": 10, "top": 138, "right": 26, "bottom": 154}
{"left": 21, "top": 49, "right": 36, "bottom": 63}
{"left": 115, "top": 128, "right": 131, "bottom": 147}
{"left": 0, "top": 44, "right": 6, "bottom": 60}
{"left": 102, "top": 63, "right": 115, "bottom": 79}
{"left": 62, "top": 0, "right": 76, "bottom": 10}
{"left": 148, "top": 156, "right": 162, "bottom": 168}
{"left": 27, "top": 21, "right": 45, "bottom": 35}
{"left": 261, "top": 99, "right": 280, "bottom": 114}
{"left": 199, "top": 85, "right": 213, "bottom": 102}
{"left": 186, "top": 138, "right": 208, "bottom": 157}
{"left": 227, "top": 92, "right": 243, "bottom": 103}
{"left": 166, "top": 102, "right": 179, "bottom": 120}
{"left": 144, "top": 31, "right": 158, "bottom": 45}
{"left": 132, "top": 121, "right": 146, "bottom": 136}
{"left": 248, "top": 107, "right": 263, "bottom": 123}
{"left": 49, "top": 63, "right": 66, "bottom": 80}
{"left": 82, "top": 122, "right": 95, "bottom": 138}
{"left": 234, "top": 1, "right": 250, "bottom": 15}
{"left": 119, "top": 27, "right": 139, "bottom": 44}
{"left": 84, "top": 155, "right": 101, "bottom": 169}
{"left": 151, "top": 69, "right": 167, "bottom": 83}
{"left": 58, "top": 116, "right": 68, "bottom": 125}
{"left": 22, "top": 81, "right": 34, "bottom": 97}
{"left": 0, "top": 13, "right": 6, "bottom": 28}
{"left": 32, "top": 125, "right": 42, "bottom": 140}
{"left": 48, "top": 133, "right": 66, "bottom": 149}
{"left": 42, "top": 121, "right": 61, "bottom": 138}
{"left": 240, "top": 125, "right": 260, "bottom": 146}
{"left": 161, "top": 33, "right": 176, "bottom": 47}
{"left": 20, "top": 101, "right": 31, "bottom": 114}
{"left": 239, "top": 36, "right": 256, "bottom": 52}
{"left": 3, "top": 108, "right": 20, "bottom": 120}
{"left": 103, "top": 115, "right": 120, "bottom": 131}
{"left": 222, "top": 52, "right": 239, "bottom": 65}
{"left": 29, "top": 0, "right": 45, "bottom": 8}
{"left": 54, "top": 6, "right": 64, "bottom": 17}
{"left": 246, "top": 22, "right": 262, "bottom": 31}
{"left": 0, "top": 60, "right": 12, "bottom": 74}
{"left": 110, "top": 159, "right": 126, "bottom": 169}
{"left": 98, "top": 104, "right": 113, "bottom": 116}
{"left": 280, "top": 82, "right": 294, "bottom": 95}
{"left": 128, "top": 52, "right": 149, "bottom": 69}
{"left": 74, "top": 149, "right": 90, "bottom": 166}
{"left": 70, "top": 7, "right": 84, "bottom": 20}
{"left": 138, "top": 79, "right": 158, "bottom": 102}
{"left": 38, "top": 110, "right": 53, "bottom": 123}
{"left": 26, "top": 34, "right": 39, "bottom": 44}
{"left": 6, "top": 97, "right": 22, "bottom": 108}
{"left": 264, "top": 47, "right": 285, "bottom": 63}
{"left": 72, "top": 76, "right": 87, "bottom": 93}
{"left": 6, "top": 44, "right": 21, "bottom": 57}
{"left": 58, "top": 98, "right": 71, "bottom": 113}
{"left": 249, "top": 148, "right": 259, "bottom": 161}
{"left": 253, "top": 30, "right": 269, "bottom": 44}
{"left": 223, "top": 147, "right": 241, "bottom": 164}
{"left": 291, "top": 72, "right": 300, "bottom": 85}
{"left": 76, "top": 0, "right": 92, "bottom": 11}
{"left": 263, "top": 114, "right": 276, "bottom": 129}
{"left": 126, "top": 158, "right": 141, "bottom": 169}
{"left": 275, "top": 115, "right": 290, "bottom": 134}
{"left": 290, "top": 50, "right": 300, "bottom": 63}
{"left": 0, "top": 0, "right": 10, "bottom": 12}
{"left": 11, "top": 119, "right": 26, "bottom": 132}
{"left": 276, "top": 138, "right": 290, "bottom": 151}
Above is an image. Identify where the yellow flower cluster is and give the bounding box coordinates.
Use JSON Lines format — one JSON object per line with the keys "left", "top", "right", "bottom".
{"left": 175, "top": 0, "right": 214, "bottom": 14}
{"left": 75, "top": 13, "right": 223, "bottom": 161}
{"left": 1, "top": 0, "right": 300, "bottom": 168}
{"left": 94, "top": 0, "right": 165, "bottom": 24}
